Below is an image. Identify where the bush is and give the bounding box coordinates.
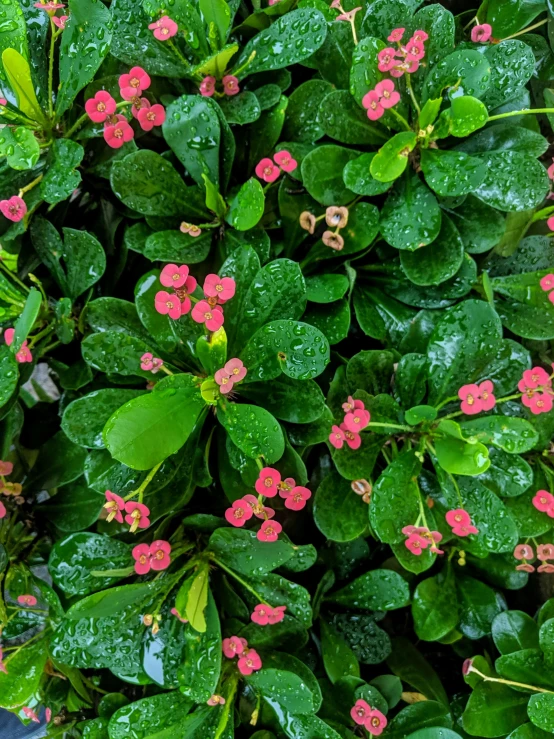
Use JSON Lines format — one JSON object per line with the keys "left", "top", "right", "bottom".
{"left": 2, "top": 0, "right": 554, "bottom": 736}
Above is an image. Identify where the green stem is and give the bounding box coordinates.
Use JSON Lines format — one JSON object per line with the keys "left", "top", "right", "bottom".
{"left": 0, "top": 260, "right": 29, "bottom": 294}
{"left": 28, "top": 323, "right": 54, "bottom": 348}
{"left": 389, "top": 106, "right": 412, "bottom": 131}
{"left": 211, "top": 556, "right": 270, "bottom": 605}
{"left": 533, "top": 205, "right": 554, "bottom": 223}
{"left": 501, "top": 17, "right": 547, "bottom": 40}
{"left": 405, "top": 73, "right": 420, "bottom": 115}
{"left": 48, "top": 18, "right": 56, "bottom": 119}
{"left": 124, "top": 462, "right": 163, "bottom": 503}
{"left": 367, "top": 421, "right": 413, "bottom": 431}
{"left": 487, "top": 107, "right": 554, "bottom": 123}
{"left": 167, "top": 38, "right": 190, "bottom": 67}
{"left": 440, "top": 392, "right": 522, "bottom": 420}
{"left": 18, "top": 174, "right": 43, "bottom": 198}
{"left": 467, "top": 664, "right": 554, "bottom": 695}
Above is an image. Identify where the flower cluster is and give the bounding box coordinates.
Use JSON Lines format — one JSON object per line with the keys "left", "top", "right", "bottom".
{"left": 532, "top": 489, "right": 554, "bottom": 517}
{"left": 540, "top": 274, "right": 554, "bottom": 305}
{"left": 363, "top": 80, "right": 400, "bottom": 121}
{"left": 214, "top": 358, "right": 247, "bottom": 394}
{"left": 207, "top": 694, "right": 225, "bottom": 706}
{"left": 250, "top": 603, "right": 286, "bottom": 625}
{"left": 199, "top": 75, "right": 240, "bottom": 97}
{"left": 34, "top": 0, "right": 67, "bottom": 27}
{"left": 458, "top": 380, "right": 495, "bottom": 415}
{"left": 140, "top": 353, "right": 164, "bottom": 374}
{"left": 377, "top": 28, "right": 428, "bottom": 77}
{"left": 514, "top": 543, "right": 554, "bottom": 573}
{"left": 103, "top": 490, "right": 151, "bottom": 532}
{"left": 85, "top": 67, "right": 165, "bottom": 149}
{"left": 255, "top": 151, "right": 297, "bottom": 183}
{"left": 0, "top": 195, "right": 27, "bottom": 223}
{"left": 132, "top": 540, "right": 171, "bottom": 575}
{"left": 351, "top": 699, "right": 387, "bottom": 736}
{"left": 222, "top": 635, "right": 262, "bottom": 676}
{"left": 0, "top": 459, "right": 22, "bottom": 502}
{"left": 148, "top": 15, "right": 178, "bottom": 40}
{"left": 299, "top": 205, "right": 349, "bottom": 251}
{"left": 519, "top": 367, "right": 554, "bottom": 415}
{"left": 446, "top": 509, "right": 478, "bottom": 537}
{"left": 471, "top": 23, "right": 493, "bottom": 43}
{"left": 4, "top": 327, "right": 32, "bottom": 364}
{"left": 403, "top": 525, "right": 443, "bottom": 555}
{"left": 329, "top": 396, "right": 370, "bottom": 450}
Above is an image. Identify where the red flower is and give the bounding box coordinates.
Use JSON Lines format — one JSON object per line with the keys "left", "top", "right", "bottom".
{"left": 404, "top": 38, "right": 425, "bottom": 61}
{"left": 387, "top": 27, "right": 404, "bottom": 42}
{"left": 405, "top": 533, "right": 428, "bottom": 556}
{"left": 131, "top": 97, "right": 150, "bottom": 119}
{"left": 268, "top": 605, "right": 286, "bottom": 624}
{"left": 22, "top": 707, "right": 39, "bottom": 723}
{"left": 329, "top": 425, "right": 346, "bottom": 449}
{"left": 225, "top": 498, "right": 254, "bottom": 527}
{"left": 532, "top": 490, "right": 554, "bottom": 513}
{"left": 351, "top": 699, "right": 371, "bottom": 725}
{"left": 375, "top": 79, "right": 400, "bottom": 109}
{"left": 365, "top": 709, "right": 387, "bottom": 736}
{"left": 471, "top": 23, "right": 492, "bottom": 42}
{"left": 411, "top": 30, "right": 429, "bottom": 43}
{"left": 283, "top": 485, "right": 311, "bottom": 511}
{"left": 0, "top": 195, "right": 26, "bottom": 222}
{"left": 222, "top": 75, "right": 240, "bottom": 96}
{"left": 251, "top": 604, "right": 272, "bottom": 625}
{"left": 223, "top": 635, "right": 245, "bottom": 658}
{"left": 149, "top": 540, "right": 171, "bottom": 571}
{"left": 362, "top": 90, "right": 384, "bottom": 121}
{"left": 85, "top": 91, "right": 116, "bottom": 123}
{"left": 0, "top": 502, "right": 5, "bottom": 519}
{"left": 237, "top": 648, "right": 262, "bottom": 675}
{"left": 203, "top": 274, "right": 236, "bottom": 302}
{"left": 200, "top": 76, "right": 216, "bottom": 97}
{"left": 103, "top": 490, "right": 125, "bottom": 523}
{"left": 516, "top": 563, "right": 535, "bottom": 573}
{"left": 155, "top": 290, "right": 183, "bottom": 320}
{"left": 242, "top": 494, "right": 275, "bottom": 519}
{"left": 124, "top": 501, "right": 150, "bottom": 532}
{"left": 191, "top": 301, "right": 224, "bottom": 331}
{"left": 257, "top": 520, "right": 282, "bottom": 542}
{"left": 0, "top": 461, "right": 13, "bottom": 476}
{"left": 104, "top": 117, "right": 134, "bottom": 149}
{"left": 523, "top": 391, "right": 553, "bottom": 415}
{"left": 273, "top": 150, "right": 297, "bottom": 172}
{"left": 137, "top": 103, "right": 165, "bottom": 131}
{"left": 255, "top": 467, "right": 281, "bottom": 497}
{"left": 148, "top": 15, "right": 178, "bottom": 41}
{"left": 119, "top": 66, "right": 151, "bottom": 100}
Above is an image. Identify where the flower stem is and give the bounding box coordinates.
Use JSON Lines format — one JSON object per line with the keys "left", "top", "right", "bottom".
{"left": 18, "top": 175, "right": 43, "bottom": 198}
{"left": 467, "top": 664, "right": 554, "bottom": 694}
{"left": 405, "top": 73, "right": 420, "bottom": 115}
{"left": 367, "top": 421, "right": 413, "bottom": 431}
{"left": 487, "top": 107, "right": 554, "bottom": 123}
{"left": 48, "top": 18, "right": 56, "bottom": 119}
{"left": 389, "top": 106, "right": 412, "bottom": 131}
{"left": 210, "top": 555, "right": 270, "bottom": 605}
{"left": 125, "top": 462, "right": 163, "bottom": 503}
{"left": 440, "top": 392, "right": 522, "bottom": 420}
{"left": 501, "top": 17, "right": 547, "bottom": 41}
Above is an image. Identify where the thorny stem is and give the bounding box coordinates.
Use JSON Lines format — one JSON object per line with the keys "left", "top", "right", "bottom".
{"left": 210, "top": 555, "right": 270, "bottom": 605}
{"left": 467, "top": 664, "right": 554, "bottom": 694}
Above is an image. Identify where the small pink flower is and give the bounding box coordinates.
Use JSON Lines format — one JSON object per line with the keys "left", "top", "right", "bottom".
{"left": 224, "top": 358, "right": 247, "bottom": 382}
{"left": 125, "top": 501, "right": 150, "bottom": 532}
{"left": 257, "top": 520, "right": 282, "bottom": 542}
{"left": 343, "top": 408, "right": 370, "bottom": 433}
{"left": 137, "top": 103, "right": 165, "bottom": 131}
{"left": 329, "top": 425, "right": 345, "bottom": 449}
{"left": 0, "top": 501, "right": 5, "bottom": 519}
{"left": 207, "top": 694, "right": 225, "bottom": 706}
{"left": 141, "top": 352, "right": 154, "bottom": 371}
{"left": 131, "top": 97, "right": 150, "bottom": 119}
{"left": 548, "top": 160, "right": 554, "bottom": 180}
{"left": 388, "top": 27, "right": 404, "bottom": 42}
{"left": 0, "top": 195, "right": 26, "bottom": 222}
{"left": 256, "top": 467, "right": 281, "bottom": 497}
{"left": 330, "top": 0, "right": 341, "bottom": 7}
{"left": 191, "top": 300, "right": 224, "bottom": 331}
{"left": 273, "top": 150, "right": 297, "bottom": 172}
{"left": 458, "top": 383, "right": 482, "bottom": 415}
{"left": 148, "top": 15, "right": 178, "bottom": 41}
{"left": 119, "top": 67, "right": 151, "bottom": 100}
{"left": 514, "top": 543, "right": 534, "bottom": 560}
{"left": 171, "top": 607, "right": 188, "bottom": 623}
{"left": 17, "top": 594, "right": 37, "bottom": 607}
{"left": 335, "top": 7, "right": 361, "bottom": 22}
{"left": 204, "top": 274, "right": 236, "bottom": 302}
{"left": 516, "top": 563, "right": 535, "bottom": 573}
{"left": 377, "top": 47, "right": 398, "bottom": 72}
{"left": 155, "top": 290, "right": 183, "bottom": 320}
{"left": 342, "top": 396, "right": 364, "bottom": 413}
{"left": 478, "top": 380, "right": 496, "bottom": 411}
{"left": 200, "top": 76, "right": 216, "bottom": 97}
{"left": 0, "top": 98, "right": 6, "bottom": 105}
{"left": 160, "top": 263, "right": 190, "bottom": 289}
{"left": 22, "top": 707, "right": 40, "bottom": 723}
{"left": 351, "top": 699, "right": 371, "bottom": 726}
{"left": 446, "top": 511, "right": 478, "bottom": 537}
{"left": 548, "top": 216, "right": 554, "bottom": 231}
{"left": 223, "top": 635, "right": 245, "bottom": 658}
{"left": 539, "top": 563, "right": 554, "bottom": 573}
{"left": 533, "top": 490, "right": 554, "bottom": 512}
{"left": 237, "top": 648, "right": 262, "bottom": 675}
{"left": 225, "top": 498, "right": 254, "bottom": 527}
{"left": 404, "top": 38, "right": 425, "bottom": 61}
{"left": 222, "top": 75, "right": 240, "bottom": 96}
{"left": 243, "top": 494, "right": 275, "bottom": 519}
{"left": 103, "top": 490, "right": 125, "bottom": 523}
{"left": 0, "top": 461, "right": 13, "bottom": 476}
{"left": 405, "top": 533, "right": 428, "bottom": 555}
{"left": 283, "top": 486, "right": 311, "bottom": 511}
{"left": 471, "top": 23, "right": 492, "bottom": 43}
{"left": 524, "top": 391, "right": 553, "bottom": 415}
{"left": 375, "top": 79, "right": 400, "bottom": 109}
{"left": 362, "top": 90, "right": 384, "bottom": 121}
{"left": 133, "top": 543, "right": 152, "bottom": 575}
{"left": 268, "top": 605, "right": 286, "bottom": 624}
{"left": 452, "top": 524, "right": 479, "bottom": 537}
{"left": 104, "top": 118, "right": 134, "bottom": 149}
{"left": 519, "top": 367, "right": 552, "bottom": 390}
{"left": 255, "top": 157, "right": 281, "bottom": 183}
{"left": 52, "top": 14, "right": 68, "bottom": 28}
{"left": 215, "top": 369, "right": 234, "bottom": 394}
{"left": 251, "top": 604, "right": 273, "bottom": 625}
{"left": 541, "top": 274, "right": 554, "bottom": 292}
{"left": 411, "top": 30, "right": 429, "bottom": 43}
{"left": 45, "top": 708, "right": 52, "bottom": 723}
{"left": 340, "top": 423, "right": 361, "bottom": 450}
{"left": 15, "top": 344, "right": 32, "bottom": 364}
{"left": 390, "top": 58, "right": 419, "bottom": 77}
{"left": 365, "top": 709, "right": 387, "bottom": 736}
{"left": 85, "top": 91, "right": 116, "bottom": 123}
{"left": 149, "top": 540, "right": 171, "bottom": 571}
{"left": 34, "top": 1, "right": 64, "bottom": 9}
{"left": 538, "top": 544, "right": 554, "bottom": 561}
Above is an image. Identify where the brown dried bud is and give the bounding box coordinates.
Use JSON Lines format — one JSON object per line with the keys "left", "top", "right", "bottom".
{"left": 325, "top": 206, "right": 348, "bottom": 228}
{"left": 299, "top": 211, "right": 316, "bottom": 234}
{"left": 362, "top": 492, "right": 371, "bottom": 504}
{"left": 14, "top": 496, "right": 25, "bottom": 505}
{"left": 351, "top": 479, "right": 371, "bottom": 496}
{"left": 143, "top": 614, "right": 153, "bottom": 626}
{"left": 322, "top": 231, "right": 344, "bottom": 251}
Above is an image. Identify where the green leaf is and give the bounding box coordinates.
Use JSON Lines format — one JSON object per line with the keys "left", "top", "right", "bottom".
{"left": 370, "top": 451, "right": 422, "bottom": 544}
{"left": 219, "top": 90, "right": 261, "bottom": 125}
{"left": 241, "top": 376, "right": 325, "bottom": 423}
{"left": 400, "top": 216, "right": 464, "bottom": 286}
{"left": 421, "top": 149, "right": 486, "bottom": 198}
{"left": 208, "top": 527, "right": 295, "bottom": 576}
{"left": 40, "top": 139, "right": 84, "bottom": 205}
{"left": 321, "top": 90, "right": 388, "bottom": 146}
{"left": 320, "top": 618, "right": 360, "bottom": 684}
{"left": 0, "top": 125, "right": 40, "bottom": 170}
{"left": 460, "top": 416, "right": 538, "bottom": 454}
{"left": 31, "top": 218, "right": 106, "bottom": 300}
{"left": 314, "top": 470, "right": 368, "bottom": 542}
{"left": 448, "top": 95, "right": 489, "bottom": 137}
{"left": 485, "top": 40, "right": 535, "bottom": 110}
{"left": 447, "top": 195, "right": 505, "bottom": 254}
{"left": 62, "top": 389, "right": 145, "bottom": 449}
{"left": 492, "top": 610, "right": 540, "bottom": 655}
{"left": 478, "top": 447, "right": 533, "bottom": 498}
{"left": 2, "top": 48, "right": 42, "bottom": 122}
{"left": 144, "top": 230, "right": 212, "bottom": 264}
{"left": 40, "top": 477, "right": 104, "bottom": 533}
{"left": 226, "top": 178, "right": 264, "bottom": 231}
{"left": 0, "top": 637, "right": 48, "bottom": 708}
{"left": 462, "top": 681, "right": 529, "bottom": 737}
{"left": 422, "top": 49, "right": 491, "bottom": 104}
{"left": 218, "top": 402, "right": 284, "bottom": 463}
{"left": 457, "top": 574, "right": 503, "bottom": 640}
{"left": 104, "top": 387, "right": 205, "bottom": 469}
{"left": 527, "top": 694, "right": 554, "bottom": 733}
{"left": 306, "top": 275, "right": 349, "bottom": 303}
{"left": 387, "top": 637, "right": 449, "bottom": 705}
{"left": 199, "top": 0, "right": 230, "bottom": 46}
{"left": 370, "top": 132, "right": 418, "bottom": 183}
{"left": 25, "top": 430, "right": 87, "bottom": 491}
{"left": 108, "top": 693, "right": 194, "bottom": 739}
{"left": 474, "top": 151, "right": 550, "bottom": 212}
{"left": 343, "top": 153, "right": 393, "bottom": 196}
{"left": 67, "top": 583, "right": 158, "bottom": 620}
{"left": 12, "top": 286, "right": 41, "bottom": 351}
{"left": 247, "top": 668, "right": 314, "bottom": 713}
{"left": 309, "top": 201, "right": 380, "bottom": 262}
{"left": 380, "top": 172, "right": 442, "bottom": 251}
{"left": 284, "top": 79, "right": 333, "bottom": 142}
{"left": 490, "top": 270, "right": 554, "bottom": 340}
{"left": 82, "top": 331, "right": 157, "bottom": 378}
{"left": 179, "top": 590, "right": 221, "bottom": 701}
{"left": 302, "top": 144, "right": 358, "bottom": 206}
{"left": 435, "top": 434, "right": 490, "bottom": 476}
{"left": 485, "top": 0, "right": 545, "bottom": 37}
{"left": 412, "top": 567, "right": 459, "bottom": 641}
{"left": 327, "top": 569, "right": 410, "bottom": 611}
{"left": 186, "top": 565, "right": 209, "bottom": 632}
{"left": 386, "top": 702, "right": 453, "bottom": 739}
{"left": 56, "top": 0, "right": 112, "bottom": 118}
{"left": 0, "top": 1, "right": 29, "bottom": 95}
{"left": 232, "top": 9, "right": 327, "bottom": 78}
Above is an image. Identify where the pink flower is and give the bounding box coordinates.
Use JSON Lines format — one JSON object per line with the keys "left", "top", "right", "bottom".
{"left": 0, "top": 98, "right": 6, "bottom": 105}
{"left": 365, "top": 709, "right": 387, "bottom": 736}
{"left": 171, "top": 607, "right": 188, "bottom": 623}
{"left": 268, "top": 605, "right": 286, "bottom": 624}
{"left": 191, "top": 301, "right": 224, "bottom": 331}
{"left": 215, "top": 368, "right": 234, "bottom": 394}
{"left": 335, "top": 7, "right": 361, "bottom": 22}
{"left": 514, "top": 543, "right": 534, "bottom": 560}
{"left": 405, "top": 533, "right": 428, "bottom": 555}
{"left": 243, "top": 494, "right": 275, "bottom": 519}
{"left": 119, "top": 67, "right": 151, "bottom": 100}
{"left": 137, "top": 103, "right": 165, "bottom": 131}
{"left": 17, "top": 594, "right": 37, "bottom": 607}
{"left": 533, "top": 490, "right": 554, "bottom": 512}
{"left": 3, "top": 327, "right": 33, "bottom": 364}
{"left": 0, "top": 195, "right": 26, "bottom": 222}
{"left": 148, "top": 15, "right": 178, "bottom": 40}
{"left": 519, "top": 367, "right": 551, "bottom": 390}
{"left": 388, "top": 27, "right": 404, "bottom": 42}
{"left": 149, "top": 540, "right": 171, "bottom": 571}
{"left": 538, "top": 544, "right": 554, "bottom": 561}
{"left": 251, "top": 604, "right": 273, "bottom": 625}
{"left": 256, "top": 467, "right": 281, "bottom": 497}
{"left": 351, "top": 699, "right": 371, "bottom": 725}
{"left": 340, "top": 423, "right": 362, "bottom": 450}
{"left": 222, "top": 75, "right": 239, "bottom": 96}
{"left": 342, "top": 396, "right": 364, "bottom": 413}
{"left": 133, "top": 543, "right": 152, "bottom": 575}
{"left": 548, "top": 216, "right": 554, "bottom": 231}
{"left": 538, "top": 563, "right": 554, "bottom": 573}
{"left": 103, "top": 490, "right": 125, "bottom": 523}
{"left": 257, "top": 520, "right": 282, "bottom": 542}
{"left": 375, "top": 79, "right": 400, "bottom": 109}
{"left": 446, "top": 509, "right": 478, "bottom": 537}
{"left": 225, "top": 498, "right": 254, "bottom": 527}
{"left": 344, "top": 408, "right": 370, "bottom": 433}
{"left": 541, "top": 274, "right": 554, "bottom": 292}
{"left": 471, "top": 23, "right": 492, "bottom": 43}
{"left": 0, "top": 501, "right": 5, "bottom": 518}
{"left": 207, "top": 695, "right": 225, "bottom": 706}
{"left": 124, "top": 501, "right": 150, "bottom": 532}
{"left": 223, "top": 635, "right": 245, "bottom": 658}
{"left": 523, "top": 391, "right": 553, "bottom": 415}
{"left": 224, "top": 358, "right": 247, "bottom": 382}
{"left": 548, "top": 160, "right": 554, "bottom": 180}
{"left": 283, "top": 485, "right": 311, "bottom": 511}
{"left": 204, "top": 274, "right": 236, "bottom": 302}
{"left": 404, "top": 38, "right": 425, "bottom": 61}
{"left": 160, "top": 263, "right": 190, "bottom": 289}
{"left": 0, "top": 461, "right": 13, "bottom": 476}
{"left": 140, "top": 352, "right": 154, "bottom": 371}
{"left": 180, "top": 222, "right": 202, "bottom": 237}
{"left": 255, "top": 157, "right": 281, "bottom": 183}
{"left": 237, "top": 649, "right": 262, "bottom": 675}
{"left": 155, "top": 290, "right": 183, "bottom": 320}
{"left": 200, "top": 76, "right": 216, "bottom": 97}
{"left": 362, "top": 90, "right": 384, "bottom": 121}
{"left": 46, "top": 707, "right": 52, "bottom": 722}
{"left": 85, "top": 91, "right": 117, "bottom": 123}
{"left": 478, "top": 380, "right": 496, "bottom": 411}
{"left": 52, "top": 14, "right": 68, "bottom": 28}
{"left": 22, "top": 707, "right": 39, "bottom": 723}
{"left": 273, "top": 150, "right": 297, "bottom": 172}
{"left": 131, "top": 97, "right": 150, "bottom": 119}
{"left": 516, "top": 563, "right": 535, "bottom": 573}
{"left": 34, "top": 1, "right": 64, "bottom": 9}
{"left": 104, "top": 118, "right": 134, "bottom": 149}
{"left": 458, "top": 383, "right": 485, "bottom": 415}
{"left": 329, "top": 425, "right": 346, "bottom": 449}
{"left": 411, "top": 30, "right": 429, "bottom": 43}
{"left": 377, "top": 47, "right": 398, "bottom": 72}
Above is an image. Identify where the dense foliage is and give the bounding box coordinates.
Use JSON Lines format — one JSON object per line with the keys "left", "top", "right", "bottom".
{"left": 4, "top": 0, "right": 554, "bottom": 736}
